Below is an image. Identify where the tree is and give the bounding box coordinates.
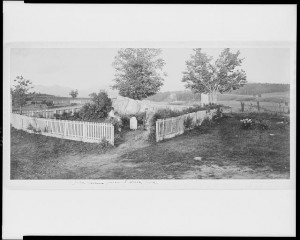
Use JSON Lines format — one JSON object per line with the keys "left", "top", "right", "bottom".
{"left": 69, "top": 89, "right": 78, "bottom": 99}
{"left": 79, "top": 91, "right": 112, "bottom": 121}
{"left": 182, "top": 48, "right": 247, "bottom": 102}
{"left": 112, "top": 48, "right": 167, "bottom": 100}
{"left": 11, "top": 75, "right": 35, "bottom": 113}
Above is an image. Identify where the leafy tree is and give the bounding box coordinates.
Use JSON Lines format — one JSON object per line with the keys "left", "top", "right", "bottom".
{"left": 69, "top": 89, "right": 78, "bottom": 99}
{"left": 79, "top": 91, "right": 112, "bottom": 121}
{"left": 112, "top": 48, "right": 167, "bottom": 100}
{"left": 11, "top": 75, "right": 35, "bottom": 113}
{"left": 182, "top": 48, "right": 247, "bottom": 101}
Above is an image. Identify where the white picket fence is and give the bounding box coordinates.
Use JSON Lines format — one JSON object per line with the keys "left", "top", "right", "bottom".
{"left": 156, "top": 109, "right": 217, "bottom": 142}
{"left": 11, "top": 113, "right": 114, "bottom": 145}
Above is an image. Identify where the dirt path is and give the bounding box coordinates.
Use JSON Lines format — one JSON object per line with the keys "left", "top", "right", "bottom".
{"left": 53, "top": 127, "right": 288, "bottom": 179}
{"left": 47, "top": 129, "right": 152, "bottom": 179}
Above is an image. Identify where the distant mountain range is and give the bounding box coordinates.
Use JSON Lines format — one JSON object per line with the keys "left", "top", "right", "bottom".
{"left": 33, "top": 84, "right": 119, "bottom": 98}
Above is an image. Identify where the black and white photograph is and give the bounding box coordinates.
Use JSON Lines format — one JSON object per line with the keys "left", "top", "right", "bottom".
{"left": 9, "top": 46, "right": 292, "bottom": 180}
{"left": 2, "top": 2, "right": 296, "bottom": 238}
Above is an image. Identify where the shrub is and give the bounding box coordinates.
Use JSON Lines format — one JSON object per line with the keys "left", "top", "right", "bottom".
{"left": 59, "top": 112, "right": 72, "bottom": 120}
{"left": 79, "top": 91, "right": 112, "bottom": 121}
{"left": 106, "top": 117, "right": 123, "bottom": 133}
{"left": 240, "top": 118, "right": 253, "bottom": 130}
{"left": 27, "top": 123, "right": 34, "bottom": 131}
{"left": 27, "top": 123, "right": 42, "bottom": 133}
{"left": 254, "top": 119, "right": 271, "bottom": 131}
{"left": 99, "top": 138, "right": 113, "bottom": 148}
{"left": 35, "top": 128, "right": 42, "bottom": 134}
{"left": 53, "top": 113, "right": 60, "bottom": 119}
{"left": 133, "top": 112, "right": 146, "bottom": 125}
{"left": 120, "top": 115, "right": 130, "bottom": 130}
{"left": 41, "top": 100, "right": 54, "bottom": 107}
{"left": 194, "top": 117, "right": 213, "bottom": 134}
{"left": 184, "top": 116, "right": 194, "bottom": 130}
{"left": 201, "top": 117, "right": 212, "bottom": 127}
{"left": 195, "top": 118, "right": 202, "bottom": 126}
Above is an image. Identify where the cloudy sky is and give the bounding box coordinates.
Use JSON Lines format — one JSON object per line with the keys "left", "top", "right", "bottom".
{"left": 10, "top": 48, "right": 290, "bottom": 97}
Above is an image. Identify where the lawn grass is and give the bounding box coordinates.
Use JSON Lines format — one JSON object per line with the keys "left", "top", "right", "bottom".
{"left": 115, "top": 113, "right": 290, "bottom": 179}
{"left": 10, "top": 127, "right": 113, "bottom": 179}
{"left": 10, "top": 112, "right": 290, "bottom": 179}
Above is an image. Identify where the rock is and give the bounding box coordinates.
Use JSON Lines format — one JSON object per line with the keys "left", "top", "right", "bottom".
{"left": 194, "top": 157, "right": 202, "bottom": 161}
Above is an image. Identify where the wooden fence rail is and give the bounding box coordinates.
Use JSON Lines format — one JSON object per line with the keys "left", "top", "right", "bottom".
{"left": 156, "top": 109, "right": 217, "bottom": 142}
{"left": 11, "top": 113, "right": 114, "bottom": 145}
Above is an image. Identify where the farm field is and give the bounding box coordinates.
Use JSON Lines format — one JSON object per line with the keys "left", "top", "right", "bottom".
{"left": 11, "top": 112, "right": 290, "bottom": 179}
{"left": 160, "top": 91, "right": 290, "bottom": 114}
{"left": 12, "top": 103, "right": 80, "bottom": 112}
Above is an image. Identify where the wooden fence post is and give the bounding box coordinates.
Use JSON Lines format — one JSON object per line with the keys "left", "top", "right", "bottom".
{"left": 156, "top": 121, "right": 159, "bottom": 142}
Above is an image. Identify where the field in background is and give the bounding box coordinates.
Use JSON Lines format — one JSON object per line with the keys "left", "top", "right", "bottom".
{"left": 217, "top": 91, "right": 290, "bottom": 103}
{"left": 161, "top": 91, "right": 290, "bottom": 114}
{"left": 217, "top": 91, "right": 290, "bottom": 113}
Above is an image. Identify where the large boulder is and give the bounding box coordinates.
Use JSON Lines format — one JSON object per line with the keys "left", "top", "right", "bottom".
{"left": 112, "top": 96, "right": 142, "bottom": 115}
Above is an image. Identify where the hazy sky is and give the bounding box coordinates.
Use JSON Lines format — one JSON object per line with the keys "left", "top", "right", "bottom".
{"left": 10, "top": 48, "right": 290, "bottom": 95}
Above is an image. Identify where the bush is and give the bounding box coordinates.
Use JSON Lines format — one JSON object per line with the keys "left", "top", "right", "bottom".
{"left": 34, "top": 128, "right": 42, "bottom": 134}
{"left": 201, "top": 117, "right": 212, "bottom": 127}
{"left": 106, "top": 117, "right": 123, "bottom": 133}
{"left": 120, "top": 115, "right": 130, "bottom": 130}
{"left": 53, "top": 113, "right": 60, "bottom": 119}
{"left": 60, "top": 112, "right": 72, "bottom": 120}
{"left": 27, "top": 123, "right": 34, "bottom": 131}
{"left": 41, "top": 100, "right": 54, "bottom": 107}
{"left": 184, "top": 116, "right": 194, "bottom": 130}
{"left": 99, "top": 138, "right": 113, "bottom": 148}
{"left": 240, "top": 118, "right": 253, "bottom": 130}
{"left": 79, "top": 91, "right": 112, "bottom": 121}
{"left": 27, "top": 123, "right": 42, "bottom": 133}
{"left": 254, "top": 119, "right": 271, "bottom": 131}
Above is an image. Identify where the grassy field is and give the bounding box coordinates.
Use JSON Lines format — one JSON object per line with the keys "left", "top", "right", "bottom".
{"left": 218, "top": 91, "right": 290, "bottom": 103}
{"left": 11, "top": 112, "right": 290, "bottom": 179}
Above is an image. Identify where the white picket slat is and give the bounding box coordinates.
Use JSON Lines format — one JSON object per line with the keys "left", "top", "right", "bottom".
{"left": 10, "top": 113, "right": 114, "bottom": 145}
{"left": 155, "top": 109, "right": 217, "bottom": 142}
